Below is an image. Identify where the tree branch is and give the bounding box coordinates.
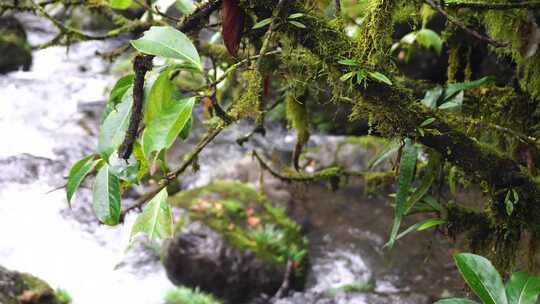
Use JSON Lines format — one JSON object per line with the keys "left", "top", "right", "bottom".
{"left": 444, "top": 0, "right": 540, "bottom": 10}
{"left": 120, "top": 126, "right": 223, "bottom": 220}
{"left": 119, "top": 54, "right": 153, "bottom": 160}
{"left": 423, "top": 0, "right": 507, "bottom": 48}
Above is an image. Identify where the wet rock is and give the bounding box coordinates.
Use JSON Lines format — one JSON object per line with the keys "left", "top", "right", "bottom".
{"left": 0, "top": 265, "right": 66, "bottom": 304}
{"left": 163, "top": 223, "right": 286, "bottom": 304}
{"left": 0, "top": 154, "right": 64, "bottom": 184}
{"left": 271, "top": 291, "right": 430, "bottom": 304}
{"left": 164, "top": 181, "right": 309, "bottom": 303}
{"left": 0, "top": 16, "right": 32, "bottom": 74}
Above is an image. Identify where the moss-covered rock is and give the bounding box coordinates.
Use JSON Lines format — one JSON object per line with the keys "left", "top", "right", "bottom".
{"left": 0, "top": 16, "right": 32, "bottom": 74}
{"left": 0, "top": 265, "right": 68, "bottom": 304}
{"left": 163, "top": 181, "right": 308, "bottom": 303}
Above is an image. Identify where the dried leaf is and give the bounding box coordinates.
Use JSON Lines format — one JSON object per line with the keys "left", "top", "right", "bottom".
{"left": 221, "top": 0, "right": 245, "bottom": 56}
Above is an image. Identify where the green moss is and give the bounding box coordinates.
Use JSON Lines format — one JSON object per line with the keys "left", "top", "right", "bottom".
{"left": 483, "top": 9, "right": 540, "bottom": 99}
{"left": 354, "top": 0, "right": 396, "bottom": 68}
{"left": 165, "top": 287, "right": 221, "bottom": 304}
{"left": 447, "top": 45, "right": 461, "bottom": 83}
{"left": 230, "top": 70, "right": 262, "bottom": 120}
{"left": 169, "top": 181, "right": 308, "bottom": 270}
{"left": 364, "top": 171, "right": 395, "bottom": 194}
{"left": 285, "top": 88, "right": 310, "bottom": 146}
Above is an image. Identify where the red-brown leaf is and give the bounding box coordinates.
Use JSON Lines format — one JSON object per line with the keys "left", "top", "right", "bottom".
{"left": 221, "top": 0, "right": 245, "bottom": 56}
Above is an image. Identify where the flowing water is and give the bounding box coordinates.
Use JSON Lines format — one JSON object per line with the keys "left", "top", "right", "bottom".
{"left": 0, "top": 15, "right": 463, "bottom": 304}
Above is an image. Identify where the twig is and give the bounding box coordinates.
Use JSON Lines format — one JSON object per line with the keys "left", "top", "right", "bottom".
{"left": 335, "top": 0, "right": 341, "bottom": 14}
{"left": 252, "top": 150, "right": 364, "bottom": 183}
{"left": 272, "top": 258, "right": 293, "bottom": 299}
{"left": 30, "top": 0, "right": 147, "bottom": 47}
{"left": 119, "top": 54, "right": 154, "bottom": 160}
{"left": 177, "top": 0, "right": 222, "bottom": 32}
{"left": 423, "top": 0, "right": 507, "bottom": 48}
{"left": 191, "top": 50, "right": 281, "bottom": 93}
{"left": 444, "top": 1, "right": 540, "bottom": 10}
{"left": 120, "top": 127, "right": 223, "bottom": 221}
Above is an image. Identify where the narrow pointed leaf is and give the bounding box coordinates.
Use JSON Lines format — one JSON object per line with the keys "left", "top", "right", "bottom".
{"left": 505, "top": 272, "right": 540, "bottom": 304}
{"left": 142, "top": 97, "right": 195, "bottom": 157}
{"left": 385, "top": 138, "right": 417, "bottom": 249}
{"left": 396, "top": 218, "right": 444, "bottom": 241}
{"left": 66, "top": 156, "right": 100, "bottom": 206}
{"left": 252, "top": 18, "right": 273, "bottom": 30}
{"left": 130, "top": 188, "right": 173, "bottom": 242}
{"left": 288, "top": 20, "right": 306, "bottom": 29}
{"left": 368, "top": 71, "right": 393, "bottom": 86}
{"left": 92, "top": 165, "right": 121, "bottom": 226}
{"left": 454, "top": 253, "right": 508, "bottom": 304}
{"left": 131, "top": 26, "right": 201, "bottom": 71}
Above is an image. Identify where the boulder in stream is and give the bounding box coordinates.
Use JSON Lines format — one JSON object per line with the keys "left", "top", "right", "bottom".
{"left": 0, "top": 265, "right": 69, "bottom": 304}
{"left": 0, "top": 16, "right": 32, "bottom": 74}
{"left": 163, "top": 181, "right": 309, "bottom": 304}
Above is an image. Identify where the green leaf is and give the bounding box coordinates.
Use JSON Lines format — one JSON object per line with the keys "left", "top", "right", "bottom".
{"left": 415, "top": 28, "right": 443, "bottom": 55}
{"left": 130, "top": 188, "right": 173, "bottom": 242}
{"left": 179, "top": 116, "right": 192, "bottom": 140}
{"left": 444, "top": 76, "right": 495, "bottom": 101}
{"left": 505, "top": 190, "right": 515, "bottom": 216}
{"left": 109, "top": 75, "right": 134, "bottom": 105}
{"left": 400, "top": 32, "right": 417, "bottom": 44}
{"left": 396, "top": 218, "right": 445, "bottom": 240}
{"left": 405, "top": 168, "right": 435, "bottom": 215}
{"left": 338, "top": 59, "right": 360, "bottom": 66}
{"left": 66, "top": 156, "right": 100, "bottom": 207}
{"left": 108, "top": 153, "right": 140, "bottom": 183}
{"left": 368, "top": 140, "right": 400, "bottom": 169}
{"left": 109, "top": 0, "right": 132, "bottom": 9}
{"left": 142, "top": 97, "right": 195, "bottom": 157}
{"left": 288, "top": 13, "right": 305, "bottom": 19}
{"left": 422, "top": 86, "right": 444, "bottom": 109}
{"left": 144, "top": 69, "right": 175, "bottom": 125}
{"left": 420, "top": 117, "right": 436, "bottom": 127}
{"left": 422, "top": 194, "right": 447, "bottom": 215}
{"left": 505, "top": 272, "right": 540, "bottom": 304}
{"left": 176, "top": 0, "right": 195, "bottom": 14}
{"left": 368, "top": 71, "right": 392, "bottom": 86}
{"left": 439, "top": 91, "right": 464, "bottom": 112}
{"left": 97, "top": 91, "right": 133, "bottom": 159}
{"left": 454, "top": 253, "right": 508, "bottom": 304}
{"left": 385, "top": 138, "right": 417, "bottom": 250}
{"left": 131, "top": 26, "right": 201, "bottom": 71}
{"left": 434, "top": 299, "right": 480, "bottom": 304}
{"left": 288, "top": 20, "right": 306, "bottom": 29}
{"left": 92, "top": 165, "right": 121, "bottom": 226}
{"left": 356, "top": 70, "right": 367, "bottom": 84}
{"left": 340, "top": 71, "right": 356, "bottom": 81}
{"left": 252, "top": 17, "right": 274, "bottom": 30}
{"left": 133, "top": 142, "right": 148, "bottom": 181}
{"left": 416, "top": 218, "right": 446, "bottom": 231}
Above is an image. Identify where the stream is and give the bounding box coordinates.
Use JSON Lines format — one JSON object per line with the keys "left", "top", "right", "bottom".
{"left": 0, "top": 14, "right": 464, "bottom": 304}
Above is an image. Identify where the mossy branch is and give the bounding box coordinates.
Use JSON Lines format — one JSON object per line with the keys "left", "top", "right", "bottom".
{"left": 444, "top": 1, "right": 540, "bottom": 10}
{"left": 423, "top": 0, "right": 507, "bottom": 48}
{"left": 273, "top": 1, "right": 540, "bottom": 229}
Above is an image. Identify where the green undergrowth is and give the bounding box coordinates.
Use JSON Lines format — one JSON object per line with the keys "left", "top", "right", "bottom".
{"left": 169, "top": 181, "right": 308, "bottom": 270}
{"left": 165, "top": 287, "right": 221, "bottom": 304}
